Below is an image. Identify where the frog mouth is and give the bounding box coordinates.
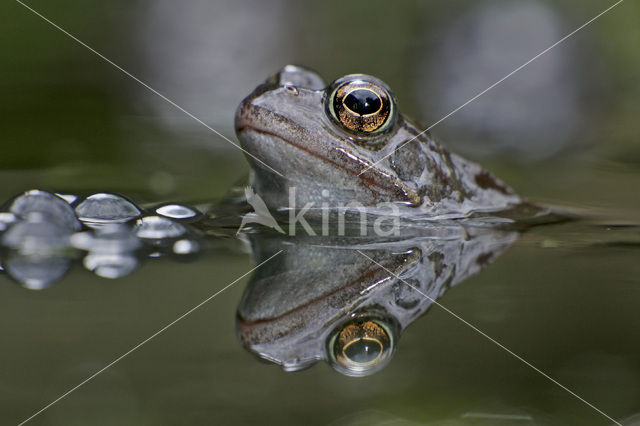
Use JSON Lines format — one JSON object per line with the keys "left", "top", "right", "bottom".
{"left": 235, "top": 105, "right": 422, "bottom": 207}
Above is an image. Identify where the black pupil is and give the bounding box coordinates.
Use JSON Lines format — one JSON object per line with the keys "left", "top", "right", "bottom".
{"left": 343, "top": 89, "right": 381, "bottom": 115}
{"left": 344, "top": 338, "right": 382, "bottom": 364}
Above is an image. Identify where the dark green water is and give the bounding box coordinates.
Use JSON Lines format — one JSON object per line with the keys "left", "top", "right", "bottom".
{"left": 2, "top": 1, "right": 640, "bottom": 425}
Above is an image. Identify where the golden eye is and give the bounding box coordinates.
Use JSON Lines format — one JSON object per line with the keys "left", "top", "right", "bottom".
{"left": 326, "top": 75, "right": 396, "bottom": 136}
{"left": 327, "top": 315, "right": 397, "bottom": 377}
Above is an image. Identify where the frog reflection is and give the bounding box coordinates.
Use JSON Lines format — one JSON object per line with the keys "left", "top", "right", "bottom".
{"left": 236, "top": 226, "right": 518, "bottom": 376}
{"left": 2, "top": 189, "right": 518, "bottom": 378}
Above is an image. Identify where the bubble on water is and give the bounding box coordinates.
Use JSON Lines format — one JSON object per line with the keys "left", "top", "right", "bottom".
{"left": 2, "top": 216, "right": 72, "bottom": 255}
{"left": 7, "top": 189, "right": 81, "bottom": 232}
{"left": 83, "top": 252, "right": 139, "bottom": 279}
{"left": 134, "top": 216, "right": 186, "bottom": 239}
{"left": 70, "top": 224, "right": 143, "bottom": 278}
{"left": 4, "top": 254, "right": 70, "bottom": 290}
{"left": 75, "top": 193, "right": 141, "bottom": 224}
{"left": 0, "top": 212, "right": 17, "bottom": 224}
{"left": 173, "top": 239, "right": 199, "bottom": 255}
{"left": 155, "top": 204, "right": 199, "bottom": 220}
{"left": 0, "top": 210, "right": 73, "bottom": 288}
{"left": 70, "top": 224, "right": 142, "bottom": 253}
{"left": 0, "top": 212, "right": 17, "bottom": 232}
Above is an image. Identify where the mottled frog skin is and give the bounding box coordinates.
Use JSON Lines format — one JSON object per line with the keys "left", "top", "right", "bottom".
{"left": 237, "top": 226, "right": 518, "bottom": 376}
{"left": 235, "top": 65, "right": 531, "bottom": 220}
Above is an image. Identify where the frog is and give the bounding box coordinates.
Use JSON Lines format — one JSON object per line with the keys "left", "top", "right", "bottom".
{"left": 235, "top": 65, "right": 541, "bottom": 220}
{"left": 236, "top": 225, "right": 518, "bottom": 376}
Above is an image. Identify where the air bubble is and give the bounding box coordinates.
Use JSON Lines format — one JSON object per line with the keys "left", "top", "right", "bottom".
{"left": 156, "top": 204, "right": 199, "bottom": 220}
{"left": 7, "top": 189, "right": 81, "bottom": 232}
{"left": 0, "top": 212, "right": 17, "bottom": 232}
{"left": 173, "top": 239, "right": 199, "bottom": 255}
{"left": 83, "top": 253, "right": 139, "bottom": 279}
{"left": 2, "top": 216, "right": 72, "bottom": 255}
{"left": 71, "top": 224, "right": 142, "bottom": 253}
{"left": 134, "top": 216, "right": 186, "bottom": 239}
{"left": 75, "top": 193, "right": 141, "bottom": 224}
{"left": 4, "top": 254, "right": 70, "bottom": 290}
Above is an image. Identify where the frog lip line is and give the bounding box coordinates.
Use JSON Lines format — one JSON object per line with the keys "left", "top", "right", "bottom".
{"left": 237, "top": 258, "right": 395, "bottom": 330}
{"left": 235, "top": 120, "right": 408, "bottom": 199}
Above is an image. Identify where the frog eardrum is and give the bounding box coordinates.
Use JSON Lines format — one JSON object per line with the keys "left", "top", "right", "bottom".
{"left": 326, "top": 74, "right": 397, "bottom": 137}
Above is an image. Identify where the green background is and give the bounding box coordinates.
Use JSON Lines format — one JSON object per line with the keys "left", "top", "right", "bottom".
{"left": 1, "top": 1, "right": 639, "bottom": 425}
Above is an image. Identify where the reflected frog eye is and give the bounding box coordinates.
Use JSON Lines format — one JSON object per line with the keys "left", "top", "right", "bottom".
{"left": 327, "top": 315, "right": 397, "bottom": 377}
{"left": 326, "top": 75, "right": 396, "bottom": 137}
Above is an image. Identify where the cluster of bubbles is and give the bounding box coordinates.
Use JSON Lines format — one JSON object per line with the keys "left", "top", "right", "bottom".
{"left": 0, "top": 190, "right": 204, "bottom": 290}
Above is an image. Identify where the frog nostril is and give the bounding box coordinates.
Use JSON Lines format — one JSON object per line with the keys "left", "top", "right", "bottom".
{"left": 284, "top": 84, "right": 299, "bottom": 96}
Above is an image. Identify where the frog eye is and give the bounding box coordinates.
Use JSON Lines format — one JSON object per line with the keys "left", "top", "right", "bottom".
{"left": 327, "top": 315, "right": 397, "bottom": 377}
{"left": 326, "top": 75, "right": 396, "bottom": 136}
